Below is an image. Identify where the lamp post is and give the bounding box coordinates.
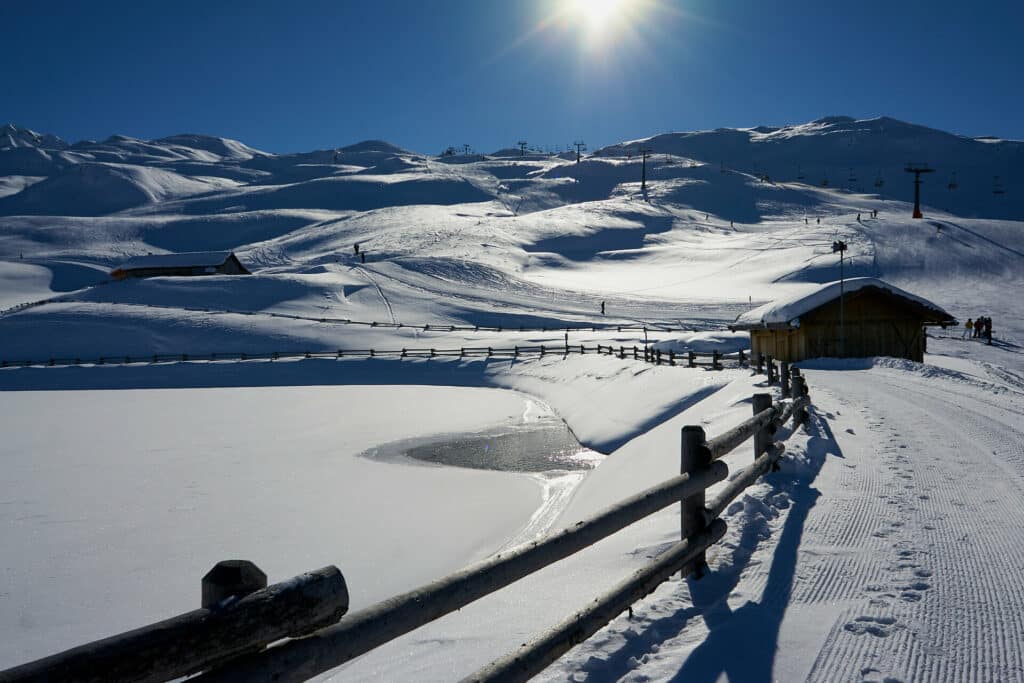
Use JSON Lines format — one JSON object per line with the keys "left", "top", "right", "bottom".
{"left": 832, "top": 240, "right": 848, "bottom": 356}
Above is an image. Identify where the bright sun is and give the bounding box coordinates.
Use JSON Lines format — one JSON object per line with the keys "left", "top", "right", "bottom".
{"left": 567, "top": 0, "right": 628, "bottom": 34}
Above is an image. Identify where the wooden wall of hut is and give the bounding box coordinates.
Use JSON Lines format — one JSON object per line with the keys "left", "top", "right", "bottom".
{"left": 750, "top": 289, "right": 928, "bottom": 362}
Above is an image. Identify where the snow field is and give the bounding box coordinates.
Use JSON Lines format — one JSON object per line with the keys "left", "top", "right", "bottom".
{"left": 2, "top": 117, "right": 1024, "bottom": 680}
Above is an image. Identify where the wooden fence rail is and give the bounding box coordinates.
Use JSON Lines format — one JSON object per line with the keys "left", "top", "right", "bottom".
{"left": 0, "top": 358, "right": 808, "bottom": 683}
{"left": 0, "top": 566, "right": 348, "bottom": 683}
{"left": 0, "top": 345, "right": 749, "bottom": 372}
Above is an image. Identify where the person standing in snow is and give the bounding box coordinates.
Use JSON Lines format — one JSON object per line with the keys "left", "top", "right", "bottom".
{"left": 354, "top": 243, "right": 360, "bottom": 255}
{"left": 360, "top": 251, "right": 366, "bottom": 264}
{"left": 600, "top": 301, "right": 605, "bottom": 315}
{"left": 963, "top": 318, "right": 974, "bottom": 339}
{"left": 985, "top": 317, "right": 993, "bottom": 344}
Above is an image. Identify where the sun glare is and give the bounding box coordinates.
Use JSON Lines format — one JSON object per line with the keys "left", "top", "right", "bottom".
{"left": 569, "top": 0, "right": 627, "bottom": 33}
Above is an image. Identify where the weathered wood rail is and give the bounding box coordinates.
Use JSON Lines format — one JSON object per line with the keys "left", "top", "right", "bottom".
{"left": 0, "top": 565, "right": 349, "bottom": 683}
{"left": 0, "top": 360, "right": 810, "bottom": 683}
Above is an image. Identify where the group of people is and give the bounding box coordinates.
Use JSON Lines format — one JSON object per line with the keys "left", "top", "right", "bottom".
{"left": 964, "top": 316, "right": 994, "bottom": 344}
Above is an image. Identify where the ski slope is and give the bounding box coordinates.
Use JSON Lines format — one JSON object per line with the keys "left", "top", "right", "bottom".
{"left": 1, "top": 117, "right": 1023, "bottom": 681}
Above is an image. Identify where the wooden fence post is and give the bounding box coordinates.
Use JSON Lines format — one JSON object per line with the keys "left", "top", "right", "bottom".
{"left": 781, "top": 361, "right": 791, "bottom": 398}
{"left": 688, "top": 351, "right": 696, "bottom": 368}
{"left": 203, "top": 560, "right": 267, "bottom": 609}
{"left": 792, "top": 373, "right": 809, "bottom": 429}
{"left": 712, "top": 350, "right": 720, "bottom": 370}
{"left": 755, "top": 352, "right": 764, "bottom": 374}
{"left": 766, "top": 356, "right": 775, "bottom": 383}
{"left": 669, "top": 350, "right": 676, "bottom": 366}
{"left": 680, "top": 426, "right": 711, "bottom": 578}
{"left": 752, "top": 393, "right": 773, "bottom": 461}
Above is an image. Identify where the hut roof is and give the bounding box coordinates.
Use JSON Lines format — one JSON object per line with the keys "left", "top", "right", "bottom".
{"left": 731, "top": 278, "right": 955, "bottom": 330}
{"left": 112, "top": 251, "right": 238, "bottom": 273}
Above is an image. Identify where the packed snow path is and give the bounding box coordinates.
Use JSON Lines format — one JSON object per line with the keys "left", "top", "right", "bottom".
{"left": 796, "top": 364, "right": 1024, "bottom": 682}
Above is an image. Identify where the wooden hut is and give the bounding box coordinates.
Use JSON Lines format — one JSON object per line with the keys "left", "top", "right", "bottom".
{"left": 730, "top": 278, "right": 955, "bottom": 362}
{"left": 110, "top": 251, "right": 250, "bottom": 280}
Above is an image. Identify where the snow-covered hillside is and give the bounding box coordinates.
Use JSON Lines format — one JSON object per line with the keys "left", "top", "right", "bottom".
{"left": 2, "top": 116, "right": 1023, "bottom": 681}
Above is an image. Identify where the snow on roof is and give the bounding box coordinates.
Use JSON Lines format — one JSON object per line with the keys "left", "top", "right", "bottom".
{"left": 732, "top": 278, "right": 953, "bottom": 329}
{"left": 112, "top": 251, "right": 236, "bottom": 272}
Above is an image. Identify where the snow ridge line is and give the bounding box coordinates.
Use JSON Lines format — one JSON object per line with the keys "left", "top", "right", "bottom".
{"left": 0, "top": 297, "right": 689, "bottom": 333}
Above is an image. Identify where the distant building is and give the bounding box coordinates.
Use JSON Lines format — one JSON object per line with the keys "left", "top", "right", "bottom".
{"left": 729, "top": 278, "right": 955, "bottom": 362}
{"left": 110, "top": 251, "right": 251, "bottom": 280}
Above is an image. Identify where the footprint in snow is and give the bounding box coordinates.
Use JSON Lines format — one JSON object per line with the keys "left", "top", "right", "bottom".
{"left": 860, "top": 668, "right": 905, "bottom": 683}
{"left": 844, "top": 615, "right": 899, "bottom": 637}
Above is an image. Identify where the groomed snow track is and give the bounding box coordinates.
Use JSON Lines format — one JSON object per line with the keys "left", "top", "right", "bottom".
{"left": 798, "top": 367, "right": 1024, "bottom": 682}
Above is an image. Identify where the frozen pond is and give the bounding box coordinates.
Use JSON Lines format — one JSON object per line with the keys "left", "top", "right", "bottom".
{"left": 374, "top": 417, "right": 602, "bottom": 473}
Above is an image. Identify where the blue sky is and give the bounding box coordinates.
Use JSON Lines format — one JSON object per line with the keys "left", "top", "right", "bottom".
{"left": 2, "top": 0, "right": 1021, "bottom": 153}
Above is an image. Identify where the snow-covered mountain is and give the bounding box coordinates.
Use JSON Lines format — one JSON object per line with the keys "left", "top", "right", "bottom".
{"left": 598, "top": 115, "right": 1023, "bottom": 220}
{"left": 0, "top": 123, "right": 68, "bottom": 150}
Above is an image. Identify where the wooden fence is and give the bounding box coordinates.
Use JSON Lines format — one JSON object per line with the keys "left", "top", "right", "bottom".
{"left": 0, "top": 361, "right": 808, "bottom": 683}
{"left": 0, "top": 344, "right": 749, "bottom": 371}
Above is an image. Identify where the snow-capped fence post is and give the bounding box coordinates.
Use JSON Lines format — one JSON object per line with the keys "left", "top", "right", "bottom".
{"left": 680, "top": 426, "right": 711, "bottom": 578}
{"left": 781, "top": 362, "right": 791, "bottom": 398}
{"left": 752, "top": 393, "right": 773, "bottom": 461}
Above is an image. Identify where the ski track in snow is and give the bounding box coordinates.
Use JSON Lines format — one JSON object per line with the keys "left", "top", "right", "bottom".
{"left": 355, "top": 265, "right": 397, "bottom": 324}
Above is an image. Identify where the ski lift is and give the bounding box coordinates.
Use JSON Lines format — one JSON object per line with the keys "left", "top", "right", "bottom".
{"left": 948, "top": 172, "right": 958, "bottom": 191}
{"left": 993, "top": 176, "right": 1006, "bottom": 195}
{"left": 874, "top": 170, "right": 884, "bottom": 188}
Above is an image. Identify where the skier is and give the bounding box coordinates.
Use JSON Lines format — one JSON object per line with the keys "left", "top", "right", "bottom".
{"left": 600, "top": 301, "right": 606, "bottom": 315}
{"left": 816, "top": 217, "right": 820, "bottom": 225}
{"left": 857, "top": 213, "right": 861, "bottom": 222}
{"left": 963, "top": 318, "right": 974, "bottom": 339}
{"left": 354, "top": 243, "right": 360, "bottom": 255}
{"left": 360, "top": 251, "right": 366, "bottom": 264}
{"left": 985, "top": 317, "right": 993, "bottom": 345}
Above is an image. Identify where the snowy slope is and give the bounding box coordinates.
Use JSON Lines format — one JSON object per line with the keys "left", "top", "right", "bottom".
{"left": 2, "top": 116, "right": 1024, "bottom": 681}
